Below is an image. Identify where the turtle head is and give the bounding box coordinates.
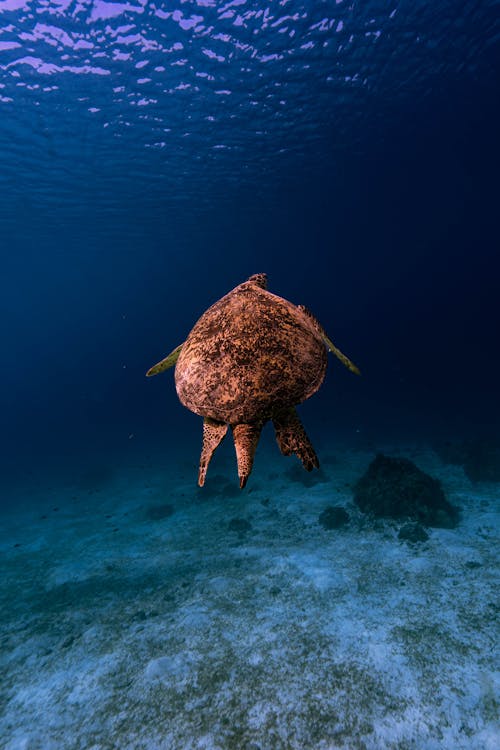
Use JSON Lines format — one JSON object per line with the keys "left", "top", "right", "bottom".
{"left": 246, "top": 273, "right": 268, "bottom": 289}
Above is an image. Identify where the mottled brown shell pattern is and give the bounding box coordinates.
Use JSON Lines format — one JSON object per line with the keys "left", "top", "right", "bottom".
{"left": 174, "top": 278, "right": 327, "bottom": 424}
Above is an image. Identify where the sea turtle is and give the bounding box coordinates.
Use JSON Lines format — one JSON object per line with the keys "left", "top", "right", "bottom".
{"left": 147, "top": 273, "right": 360, "bottom": 488}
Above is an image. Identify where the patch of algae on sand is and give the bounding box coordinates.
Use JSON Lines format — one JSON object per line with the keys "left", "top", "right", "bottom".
{"left": 117, "top": 627, "right": 408, "bottom": 750}
{"left": 390, "top": 621, "right": 497, "bottom": 738}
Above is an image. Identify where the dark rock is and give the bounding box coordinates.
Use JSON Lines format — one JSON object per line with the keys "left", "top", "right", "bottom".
{"left": 353, "top": 453, "right": 459, "bottom": 528}
{"left": 146, "top": 503, "right": 175, "bottom": 521}
{"left": 228, "top": 518, "right": 252, "bottom": 533}
{"left": 398, "top": 522, "right": 429, "bottom": 543}
{"left": 434, "top": 437, "right": 500, "bottom": 482}
{"left": 318, "top": 506, "right": 350, "bottom": 530}
{"left": 462, "top": 439, "right": 500, "bottom": 483}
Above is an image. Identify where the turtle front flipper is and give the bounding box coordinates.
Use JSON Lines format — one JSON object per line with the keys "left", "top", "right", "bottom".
{"left": 321, "top": 333, "right": 361, "bottom": 376}
{"left": 198, "top": 418, "right": 228, "bottom": 487}
{"left": 297, "top": 305, "right": 361, "bottom": 376}
{"left": 273, "top": 407, "right": 319, "bottom": 471}
{"left": 232, "top": 422, "right": 263, "bottom": 489}
{"left": 146, "top": 343, "right": 184, "bottom": 377}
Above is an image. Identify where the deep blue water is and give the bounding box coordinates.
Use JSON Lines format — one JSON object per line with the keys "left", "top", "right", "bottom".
{"left": 1, "top": 0, "right": 499, "bottom": 486}
{"left": 1, "top": 5, "right": 500, "bottom": 748}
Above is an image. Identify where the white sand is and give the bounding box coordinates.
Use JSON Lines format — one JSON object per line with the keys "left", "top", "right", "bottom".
{"left": 1, "top": 442, "right": 498, "bottom": 749}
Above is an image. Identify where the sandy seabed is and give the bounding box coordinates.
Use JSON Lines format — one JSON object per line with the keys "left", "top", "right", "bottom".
{"left": 1, "top": 440, "right": 498, "bottom": 750}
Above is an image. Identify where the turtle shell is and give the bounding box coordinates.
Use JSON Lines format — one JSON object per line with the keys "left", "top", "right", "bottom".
{"left": 175, "top": 279, "right": 327, "bottom": 424}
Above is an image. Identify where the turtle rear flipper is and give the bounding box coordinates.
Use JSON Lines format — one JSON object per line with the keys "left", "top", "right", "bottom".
{"left": 273, "top": 407, "right": 319, "bottom": 471}
{"left": 146, "top": 343, "right": 184, "bottom": 377}
{"left": 198, "top": 418, "right": 228, "bottom": 487}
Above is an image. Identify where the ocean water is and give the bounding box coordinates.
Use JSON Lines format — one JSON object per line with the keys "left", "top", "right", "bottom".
{"left": 1, "top": 1, "right": 499, "bottom": 748}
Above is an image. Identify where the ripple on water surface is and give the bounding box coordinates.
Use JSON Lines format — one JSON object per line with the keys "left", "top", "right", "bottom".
{"left": 0, "top": 0, "right": 497, "bottom": 219}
